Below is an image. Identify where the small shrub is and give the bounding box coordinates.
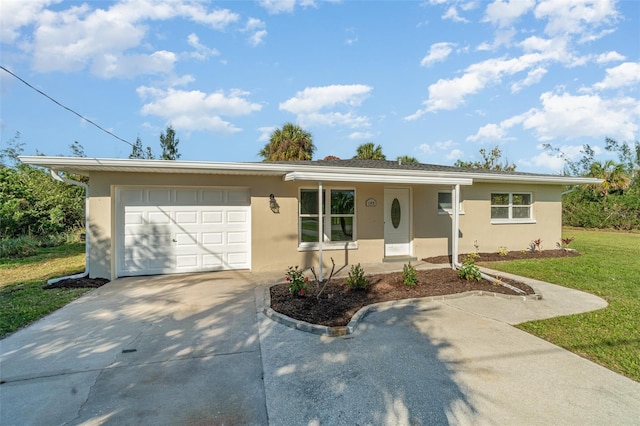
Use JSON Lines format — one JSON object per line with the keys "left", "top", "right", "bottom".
{"left": 497, "top": 246, "right": 508, "bottom": 256}
{"left": 561, "top": 237, "right": 575, "bottom": 249}
{"left": 346, "top": 263, "right": 368, "bottom": 290}
{"left": 458, "top": 255, "right": 482, "bottom": 281}
{"left": 402, "top": 263, "right": 418, "bottom": 286}
{"left": 520, "top": 249, "right": 528, "bottom": 254}
{"left": 531, "top": 238, "right": 543, "bottom": 252}
{"left": 285, "top": 266, "right": 308, "bottom": 296}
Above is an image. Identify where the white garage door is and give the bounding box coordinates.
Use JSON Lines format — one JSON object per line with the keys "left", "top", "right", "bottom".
{"left": 116, "top": 187, "right": 251, "bottom": 277}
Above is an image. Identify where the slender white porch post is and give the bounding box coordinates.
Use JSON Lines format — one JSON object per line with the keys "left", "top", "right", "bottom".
{"left": 451, "top": 184, "right": 460, "bottom": 269}
{"left": 318, "top": 181, "right": 323, "bottom": 282}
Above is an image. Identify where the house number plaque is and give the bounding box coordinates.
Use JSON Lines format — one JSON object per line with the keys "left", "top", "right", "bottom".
{"left": 365, "top": 198, "right": 377, "bottom": 207}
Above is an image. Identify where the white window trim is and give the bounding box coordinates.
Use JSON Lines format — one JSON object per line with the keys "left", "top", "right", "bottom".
{"left": 437, "top": 190, "right": 464, "bottom": 215}
{"left": 298, "top": 187, "right": 358, "bottom": 251}
{"left": 490, "top": 192, "right": 536, "bottom": 224}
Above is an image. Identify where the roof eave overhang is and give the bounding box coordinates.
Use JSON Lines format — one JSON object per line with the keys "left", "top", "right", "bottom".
{"left": 19, "top": 156, "right": 603, "bottom": 185}
{"left": 284, "top": 171, "right": 473, "bottom": 186}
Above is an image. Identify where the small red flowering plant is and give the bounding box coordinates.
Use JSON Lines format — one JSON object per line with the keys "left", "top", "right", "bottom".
{"left": 285, "top": 265, "right": 309, "bottom": 296}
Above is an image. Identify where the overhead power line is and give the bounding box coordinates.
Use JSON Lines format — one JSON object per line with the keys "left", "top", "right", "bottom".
{"left": 0, "top": 65, "right": 134, "bottom": 147}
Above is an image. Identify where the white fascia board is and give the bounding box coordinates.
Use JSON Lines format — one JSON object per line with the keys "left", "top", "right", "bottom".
{"left": 284, "top": 171, "right": 473, "bottom": 186}
{"left": 18, "top": 156, "right": 290, "bottom": 176}
{"left": 467, "top": 174, "right": 603, "bottom": 185}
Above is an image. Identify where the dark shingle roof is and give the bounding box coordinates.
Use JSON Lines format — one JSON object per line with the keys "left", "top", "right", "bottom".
{"left": 265, "top": 159, "right": 546, "bottom": 177}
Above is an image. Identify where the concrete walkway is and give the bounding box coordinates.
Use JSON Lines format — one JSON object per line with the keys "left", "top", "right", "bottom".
{"left": 1, "top": 263, "right": 639, "bottom": 425}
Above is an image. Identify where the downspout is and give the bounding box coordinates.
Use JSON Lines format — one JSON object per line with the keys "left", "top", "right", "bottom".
{"left": 47, "top": 169, "right": 89, "bottom": 284}
{"left": 451, "top": 184, "right": 461, "bottom": 269}
{"left": 318, "top": 181, "right": 324, "bottom": 282}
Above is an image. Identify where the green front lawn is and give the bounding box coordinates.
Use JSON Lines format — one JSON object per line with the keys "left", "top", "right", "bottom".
{"left": 481, "top": 228, "right": 640, "bottom": 382}
{"left": 0, "top": 242, "right": 90, "bottom": 338}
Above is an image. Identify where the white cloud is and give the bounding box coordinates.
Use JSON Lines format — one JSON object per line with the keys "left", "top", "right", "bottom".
{"left": 511, "top": 67, "right": 547, "bottom": 92}
{"left": 244, "top": 18, "right": 268, "bottom": 46}
{"left": 280, "top": 84, "right": 373, "bottom": 128}
{"left": 418, "top": 144, "right": 435, "bottom": 155}
{"left": 447, "top": 149, "right": 464, "bottom": 160}
{"left": 466, "top": 123, "right": 507, "bottom": 142}
{"left": 420, "top": 42, "right": 456, "bottom": 67}
{"left": 281, "top": 84, "right": 372, "bottom": 114}
{"left": 524, "top": 144, "right": 603, "bottom": 173}
{"left": 596, "top": 51, "right": 626, "bottom": 63}
{"left": 534, "top": 0, "right": 618, "bottom": 37}
{"left": 348, "top": 131, "right": 374, "bottom": 140}
{"left": 137, "top": 86, "right": 262, "bottom": 133}
{"left": 407, "top": 36, "right": 576, "bottom": 118}
{"left": 520, "top": 91, "right": 640, "bottom": 141}
{"left": 0, "top": 0, "right": 53, "bottom": 43}
{"left": 92, "top": 50, "right": 177, "bottom": 78}
{"left": 442, "top": 6, "right": 469, "bottom": 23}
{"left": 259, "top": 0, "right": 296, "bottom": 14}
{"left": 483, "top": 0, "right": 535, "bottom": 28}
{"left": 257, "top": 126, "right": 276, "bottom": 142}
{"left": 593, "top": 62, "right": 640, "bottom": 90}
{"left": 186, "top": 33, "right": 220, "bottom": 60}
{"left": 435, "top": 140, "right": 457, "bottom": 150}
{"left": 21, "top": 1, "right": 239, "bottom": 77}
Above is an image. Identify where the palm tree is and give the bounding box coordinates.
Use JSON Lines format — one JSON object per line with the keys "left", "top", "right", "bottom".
{"left": 397, "top": 155, "right": 418, "bottom": 164}
{"left": 259, "top": 123, "right": 315, "bottom": 161}
{"left": 588, "top": 160, "right": 631, "bottom": 196}
{"left": 353, "top": 143, "right": 386, "bottom": 160}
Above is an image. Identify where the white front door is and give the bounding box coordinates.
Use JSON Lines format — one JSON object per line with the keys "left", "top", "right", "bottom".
{"left": 384, "top": 188, "right": 411, "bottom": 257}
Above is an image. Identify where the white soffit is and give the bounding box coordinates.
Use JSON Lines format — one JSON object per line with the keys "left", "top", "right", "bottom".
{"left": 284, "top": 171, "right": 473, "bottom": 186}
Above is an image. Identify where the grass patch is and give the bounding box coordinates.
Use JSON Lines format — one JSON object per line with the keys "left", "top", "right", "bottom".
{"left": 0, "top": 242, "right": 90, "bottom": 338}
{"left": 481, "top": 228, "right": 640, "bottom": 382}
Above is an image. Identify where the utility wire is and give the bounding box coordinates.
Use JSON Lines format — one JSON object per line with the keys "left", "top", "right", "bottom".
{"left": 1, "top": 65, "right": 134, "bottom": 147}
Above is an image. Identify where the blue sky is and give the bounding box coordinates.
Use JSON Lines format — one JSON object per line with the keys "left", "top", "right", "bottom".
{"left": 1, "top": 0, "right": 639, "bottom": 172}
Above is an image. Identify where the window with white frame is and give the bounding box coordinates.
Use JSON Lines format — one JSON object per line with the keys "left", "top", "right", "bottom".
{"left": 490, "top": 193, "right": 532, "bottom": 222}
{"left": 299, "top": 188, "right": 356, "bottom": 246}
{"left": 438, "top": 191, "right": 463, "bottom": 214}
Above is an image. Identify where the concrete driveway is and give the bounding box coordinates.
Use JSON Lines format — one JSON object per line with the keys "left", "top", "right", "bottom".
{"left": 1, "top": 266, "right": 639, "bottom": 425}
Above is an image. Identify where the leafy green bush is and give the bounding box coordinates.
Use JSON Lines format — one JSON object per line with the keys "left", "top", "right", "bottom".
{"left": 458, "top": 255, "right": 482, "bottom": 281}
{"left": 0, "top": 231, "right": 81, "bottom": 258}
{"left": 346, "top": 263, "right": 368, "bottom": 290}
{"left": 0, "top": 164, "right": 85, "bottom": 238}
{"left": 402, "top": 263, "right": 418, "bottom": 286}
{"left": 285, "top": 266, "right": 308, "bottom": 296}
{"left": 563, "top": 188, "right": 640, "bottom": 230}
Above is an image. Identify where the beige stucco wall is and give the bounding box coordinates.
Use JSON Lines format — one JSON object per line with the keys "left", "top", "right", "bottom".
{"left": 86, "top": 172, "right": 563, "bottom": 280}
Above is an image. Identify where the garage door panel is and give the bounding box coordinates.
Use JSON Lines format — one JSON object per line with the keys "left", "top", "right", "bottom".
{"left": 202, "top": 211, "right": 223, "bottom": 224}
{"left": 227, "top": 232, "right": 248, "bottom": 244}
{"left": 148, "top": 189, "right": 172, "bottom": 203}
{"left": 202, "top": 189, "right": 223, "bottom": 203}
{"left": 175, "top": 211, "right": 198, "bottom": 224}
{"left": 227, "top": 210, "right": 248, "bottom": 223}
{"left": 202, "top": 254, "right": 224, "bottom": 267}
{"left": 175, "top": 233, "right": 198, "bottom": 246}
{"left": 176, "top": 255, "right": 198, "bottom": 268}
{"left": 176, "top": 189, "right": 198, "bottom": 204}
{"left": 120, "top": 189, "right": 145, "bottom": 205}
{"left": 118, "top": 187, "right": 250, "bottom": 276}
{"left": 227, "top": 190, "right": 250, "bottom": 204}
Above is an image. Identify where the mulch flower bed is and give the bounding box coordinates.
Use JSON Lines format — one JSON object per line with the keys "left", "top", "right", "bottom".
{"left": 423, "top": 249, "right": 580, "bottom": 264}
{"left": 44, "top": 277, "right": 110, "bottom": 289}
{"left": 270, "top": 267, "right": 535, "bottom": 327}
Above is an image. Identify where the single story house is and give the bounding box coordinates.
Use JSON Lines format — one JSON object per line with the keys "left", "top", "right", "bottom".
{"left": 21, "top": 156, "right": 600, "bottom": 281}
